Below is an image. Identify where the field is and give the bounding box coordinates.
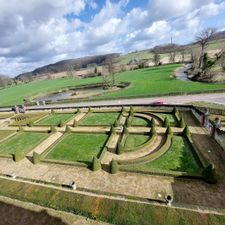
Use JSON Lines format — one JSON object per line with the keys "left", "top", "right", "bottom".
{"left": 0, "top": 105, "right": 224, "bottom": 225}
{"left": 1, "top": 64, "right": 225, "bottom": 106}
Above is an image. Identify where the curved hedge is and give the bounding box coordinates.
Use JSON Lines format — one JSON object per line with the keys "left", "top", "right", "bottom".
{"left": 117, "top": 134, "right": 171, "bottom": 166}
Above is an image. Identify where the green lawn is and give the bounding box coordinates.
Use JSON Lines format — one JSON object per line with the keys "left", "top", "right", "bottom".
{"left": 46, "top": 133, "right": 108, "bottom": 163}
{"left": 36, "top": 113, "right": 74, "bottom": 125}
{"left": 0, "top": 130, "right": 15, "bottom": 141}
{"left": 131, "top": 116, "right": 150, "bottom": 126}
{"left": 124, "top": 134, "right": 150, "bottom": 151}
{"left": 0, "top": 132, "right": 48, "bottom": 155}
{"left": 1, "top": 64, "right": 225, "bottom": 106}
{"left": 125, "top": 136, "right": 203, "bottom": 174}
{"left": 156, "top": 113, "right": 178, "bottom": 126}
{"left": 81, "top": 112, "right": 119, "bottom": 125}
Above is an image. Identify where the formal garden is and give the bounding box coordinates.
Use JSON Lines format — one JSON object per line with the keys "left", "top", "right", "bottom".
{"left": 0, "top": 105, "right": 224, "bottom": 224}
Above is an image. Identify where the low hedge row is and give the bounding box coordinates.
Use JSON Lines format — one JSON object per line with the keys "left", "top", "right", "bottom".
{"left": 117, "top": 133, "right": 170, "bottom": 165}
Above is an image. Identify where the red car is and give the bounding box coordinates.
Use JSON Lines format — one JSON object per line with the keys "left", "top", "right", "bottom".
{"left": 151, "top": 100, "right": 164, "bottom": 105}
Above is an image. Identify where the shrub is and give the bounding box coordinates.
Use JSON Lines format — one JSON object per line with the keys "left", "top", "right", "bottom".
{"left": 114, "top": 120, "right": 119, "bottom": 127}
{"left": 50, "top": 125, "right": 57, "bottom": 133}
{"left": 19, "top": 125, "right": 24, "bottom": 132}
{"left": 166, "top": 126, "right": 173, "bottom": 136}
{"left": 202, "top": 164, "right": 218, "bottom": 184}
{"left": 111, "top": 126, "right": 116, "bottom": 134}
{"left": 179, "top": 117, "right": 186, "bottom": 128}
{"left": 172, "top": 107, "right": 179, "bottom": 115}
{"left": 150, "top": 126, "right": 157, "bottom": 136}
{"left": 110, "top": 159, "right": 119, "bottom": 174}
{"left": 151, "top": 118, "right": 156, "bottom": 127}
{"left": 183, "top": 125, "right": 191, "bottom": 136}
{"left": 58, "top": 120, "right": 64, "bottom": 127}
{"left": 13, "top": 151, "right": 25, "bottom": 162}
{"left": 73, "top": 120, "right": 78, "bottom": 127}
{"left": 92, "top": 156, "right": 101, "bottom": 171}
{"left": 33, "top": 152, "right": 41, "bottom": 164}
{"left": 116, "top": 143, "right": 124, "bottom": 155}
{"left": 126, "top": 118, "right": 132, "bottom": 127}
{"left": 88, "top": 107, "right": 92, "bottom": 113}
{"left": 77, "top": 108, "right": 81, "bottom": 113}
{"left": 27, "top": 121, "right": 33, "bottom": 127}
{"left": 163, "top": 117, "right": 169, "bottom": 127}
{"left": 65, "top": 125, "right": 71, "bottom": 133}
{"left": 51, "top": 109, "right": 55, "bottom": 114}
{"left": 124, "top": 126, "right": 129, "bottom": 135}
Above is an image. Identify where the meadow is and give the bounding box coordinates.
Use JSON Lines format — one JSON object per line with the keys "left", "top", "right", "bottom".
{"left": 1, "top": 64, "right": 225, "bottom": 106}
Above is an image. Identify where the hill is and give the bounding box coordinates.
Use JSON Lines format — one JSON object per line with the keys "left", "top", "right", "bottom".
{"left": 16, "top": 53, "right": 120, "bottom": 81}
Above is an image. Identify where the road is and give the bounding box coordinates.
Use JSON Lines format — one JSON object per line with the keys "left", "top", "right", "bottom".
{"left": 0, "top": 92, "right": 225, "bottom": 111}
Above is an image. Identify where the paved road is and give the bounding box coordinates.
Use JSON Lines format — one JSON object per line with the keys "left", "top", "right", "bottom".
{"left": 0, "top": 92, "right": 225, "bottom": 111}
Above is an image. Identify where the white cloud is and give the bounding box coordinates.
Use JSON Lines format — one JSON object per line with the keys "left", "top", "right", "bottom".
{"left": 0, "top": 0, "right": 225, "bottom": 76}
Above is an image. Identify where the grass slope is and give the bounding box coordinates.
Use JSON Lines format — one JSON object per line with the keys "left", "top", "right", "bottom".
{"left": 124, "top": 134, "right": 150, "bottom": 151}
{"left": 46, "top": 133, "right": 108, "bottom": 162}
{"left": 131, "top": 117, "right": 150, "bottom": 126}
{"left": 1, "top": 64, "right": 225, "bottom": 106}
{"left": 0, "top": 132, "right": 48, "bottom": 155}
{"left": 0, "top": 178, "right": 224, "bottom": 225}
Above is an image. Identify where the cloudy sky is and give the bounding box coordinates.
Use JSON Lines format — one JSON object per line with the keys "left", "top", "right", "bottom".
{"left": 0, "top": 0, "right": 225, "bottom": 76}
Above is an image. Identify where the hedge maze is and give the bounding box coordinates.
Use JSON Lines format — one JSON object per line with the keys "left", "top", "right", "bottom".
{"left": 0, "top": 106, "right": 218, "bottom": 183}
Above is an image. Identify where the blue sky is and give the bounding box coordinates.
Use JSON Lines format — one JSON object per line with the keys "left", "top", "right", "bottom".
{"left": 0, "top": 0, "right": 225, "bottom": 76}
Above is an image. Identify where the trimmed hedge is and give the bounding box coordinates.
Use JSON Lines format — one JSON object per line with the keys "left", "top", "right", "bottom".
{"left": 179, "top": 117, "right": 186, "bottom": 128}
{"left": 13, "top": 151, "right": 25, "bottom": 162}
{"left": 202, "top": 164, "right": 218, "bottom": 184}
{"left": 92, "top": 156, "right": 101, "bottom": 171}
{"left": 116, "top": 142, "right": 124, "bottom": 155}
{"left": 33, "top": 151, "right": 41, "bottom": 164}
{"left": 110, "top": 159, "right": 119, "bottom": 174}
{"left": 118, "top": 134, "right": 171, "bottom": 165}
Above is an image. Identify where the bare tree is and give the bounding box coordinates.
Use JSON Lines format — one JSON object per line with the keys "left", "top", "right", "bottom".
{"left": 196, "top": 28, "right": 216, "bottom": 69}
{"left": 103, "top": 55, "right": 119, "bottom": 87}
{"left": 152, "top": 52, "right": 160, "bottom": 66}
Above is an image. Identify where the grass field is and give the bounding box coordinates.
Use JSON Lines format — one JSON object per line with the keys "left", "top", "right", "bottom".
{"left": 0, "top": 132, "right": 48, "bottom": 155}
{"left": 81, "top": 112, "right": 120, "bottom": 126}
{"left": 36, "top": 113, "right": 74, "bottom": 125}
{"left": 46, "top": 133, "right": 108, "bottom": 163}
{"left": 124, "top": 134, "right": 150, "bottom": 151}
{"left": 131, "top": 117, "right": 150, "bottom": 126}
{"left": 1, "top": 64, "right": 225, "bottom": 106}
{"left": 124, "top": 136, "right": 203, "bottom": 174}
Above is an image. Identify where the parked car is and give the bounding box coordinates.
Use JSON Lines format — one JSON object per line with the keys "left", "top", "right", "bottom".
{"left": 151, "top": 100, "right": 164, "bottom": 105}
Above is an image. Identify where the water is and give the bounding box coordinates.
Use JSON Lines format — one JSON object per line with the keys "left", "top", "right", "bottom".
{"left": 176, "top": 64, "right": 192, "bottom": 81}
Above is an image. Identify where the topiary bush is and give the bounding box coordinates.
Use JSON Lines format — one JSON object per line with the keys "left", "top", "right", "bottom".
{"left": 92, "top": 156, "right": 101, "bottom": 171}
{"left": 111, "top": 126, "right": 116, "bottom": 134}
{"left": 51, "top": 109, "right": 55, "bottom": 114}
{"left": 202, "top": 164, "right": 218, "bottom": 184}
{"left": 150, "top": 126, "right": 157, "bottom": 136}
{"left": 172, "top": 107, "right": 179, "bottom": 115}
{"left": 13, "top": 151, "right": 25, "bottom": 162}
{"left": 73, "top": 120, "right": 78, "bottom": 127}
{"left": 65, "top": 125, "right": 71, "bottom": 133}
{"left": 124, "top": 126, "right": 129, "bottom": 135}
{"left": 166, "top": 125, "right": 173, "bottom": 136}
{"left": 126, "top": 118, "right": 132, "bottom": 127}
{"left": 33, "top": 152, "right": 41, "bottom": 164}
{"left": 58, "top": 120, "right": 64, "bottom": 127}
{"left": 116, "top": 142, "right": 124, "bottom": 155}
{"left": 50, "top": 125, "right": 57, "bottom": 133}
{"left": 163, "top": 117, "right": 169, "bottom": 127}
{"left": 27, "top": 121, "right": 33, "bottom": 127}
{"left": 110, "top": 159, "right": 119, "bottom": 174}
{"left": 114, "top": 120, "right": 119, "bottom": 127}
{"left": 179, "top": 117, "right": 186, "bottom": 128}
{"left": 183, "top": 125, "right": 191, "bottom": 137}
{"left": 151, "top": 118, "right": 156, "bottom": 127}
{"left": 19, "top": 125, "right": 24, "bottom": 132}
